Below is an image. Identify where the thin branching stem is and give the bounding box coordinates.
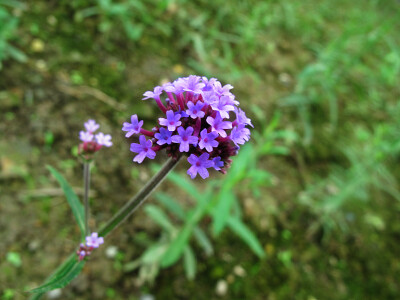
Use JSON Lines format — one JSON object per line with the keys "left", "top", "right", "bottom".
{"left": 83, "top": 162, "right": 91, "bottom": 236}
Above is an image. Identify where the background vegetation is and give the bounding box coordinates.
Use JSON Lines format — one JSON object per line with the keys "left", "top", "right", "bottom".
{"left": 1, "top": 0, "right": 400, "bottom": 299}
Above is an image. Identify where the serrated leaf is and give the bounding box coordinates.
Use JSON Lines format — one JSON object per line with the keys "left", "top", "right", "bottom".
{"left": 227, "top": 217, "right": 265, "bottom": 258}
{"left": 183, "top": 246, "right": 197, "bottom": 280}
{"left": 144, "top": 205, "right": 175, "bottom": 233}
{"left": 29, "top": 260, "right": 85, "bottom": 295}
{"left": 47, "top": 165, "right": 85, "bottom": 238}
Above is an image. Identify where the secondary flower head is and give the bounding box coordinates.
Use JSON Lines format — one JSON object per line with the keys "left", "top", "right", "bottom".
{"left": 78, "top": 119, "right": 112, "bottom": 160}
{"left": 122, "top": 75, "right": 252, "bottom": 179}
{"left": 86, "top": 232, "right": 104, "bottom": 248}
{"left": 76, "top": 232, "right": 104, "bottom": 261}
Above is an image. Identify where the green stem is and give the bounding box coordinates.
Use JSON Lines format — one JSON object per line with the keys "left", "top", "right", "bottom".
{"left": 83, "top": 162, "right": 91, "bottom": 236}
{"left": 98, "top": 156, "right": 182, "bottom": 237}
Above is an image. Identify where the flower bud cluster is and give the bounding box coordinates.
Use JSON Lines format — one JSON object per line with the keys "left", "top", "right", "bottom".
{"left": 76, "top": 232, "right": 104, "bottom": 261}
{"left": 78, "top": 120, "right": 112, "bottom": 160}
{"left": 123, "top": 76, "right": 253, "bottom": 179}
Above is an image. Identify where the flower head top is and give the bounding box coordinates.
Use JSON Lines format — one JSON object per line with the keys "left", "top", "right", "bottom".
{"left": 78, "top": 119, "right": 112, "bottom": 160}
{"left": 122, "top": 75, "right": 252, "bottom": 179}
{"left": 84, "top": 119, "right": 100, "bottom": 133}
{"left": 77, "top": 232, "right": 104, "bottom": 261}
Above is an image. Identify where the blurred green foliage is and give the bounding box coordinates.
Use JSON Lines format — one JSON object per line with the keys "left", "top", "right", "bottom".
{"left": 0, "top": 1, "right": 26, "bottom": 69}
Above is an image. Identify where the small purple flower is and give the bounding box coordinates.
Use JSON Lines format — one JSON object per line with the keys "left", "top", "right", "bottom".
{"left": 130, "top": 135, "right": 156, "bottom": 163}
{"left": 84, "top": 120, "right": 100, "bottom": 133}
{"left": 180, "top": 110, "right": 189, "bottom": 118}
{"left": 202, "top": 92, "right": 218, "bottom": 105}
{"left": 159, "top": 110, "right": 182, "bottom": 131}
{"left": 80, "top": 131, "right": 93, "bottom": 142}
{"left": 213, "top": 81, "right": 234, "bottom": 97}
{"left": 187, "top": 153, "right": 214, "bottom": 179}
{"left": 122, "top": 114, "right": 144, "bottom": 137}
{"left": 95, "top": 132, "right": 113, "bottom": 147}
{"left": 213, "top": 156, "right": 224, "bottom": 171}
{"left": 78, "top": 250, "right": 87, "bottom": 260}
{"left": 210, "top": 95, "right": 235, "bottom": 119}
{"left": 86, "top": 232, "right": 104, "bottom": 248}
{"left": 235, "top": 108, "right": 253, "bottom": 127}
{"left": 186, "top": 101, "right": 205, "bottom": 119}
{"left": 198, "top": 129, "right": 219, "bottom": 152}
{"left": 171, "top": 126, "right": 198, "bottom": 152}
{"left": 155, "top": 127, "right": 173, "bottom": 145}
{"left": 165, "top": 80, "right": 185, "bottom": 94}
{"left": 201, "top": 77, "right": 218, "bottom": 92}
{"left": 230, "top": 125, "right": 251, "bottom": 146}
{"left": 206, "top": 114, "right": 232, "bottom": 137}
{"left": 142, "top": 86, "right": 163, "bottom": 100}
{"left": 181, "top": 75, "right": 205, "bottom": 94}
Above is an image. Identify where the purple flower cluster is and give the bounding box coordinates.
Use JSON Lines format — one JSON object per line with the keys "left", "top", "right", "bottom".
{"left": 77, "top": 232, "right": 104, "bottom": 261}
{"left": 78, "top": 120, "right": 112, "bottom": 159}
{"left": 123, "top": 76, "right": 252, "bottom": 179}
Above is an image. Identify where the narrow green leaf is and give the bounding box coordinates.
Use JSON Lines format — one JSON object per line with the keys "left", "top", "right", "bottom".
{"left": 156, "top": 193, "right": 214, "bottom": 256}
{"left": 29, "top": 261, "right": 85, "bottom": 294}
{"left": 0, "top": 0, "right": 26, "bottom": 9}
{"left": 155, "top": 192, "right": 186, "bottom": 219}
{"left": 6, "top": 44, "right": 27, "bottom": 62}
{"left": 227, "top": 217, "right": 265, "bottom": 258}
{"left": 47, "top": 165, "right": 85, "bottom": 238}
{"left": 161, "top": 189, "right": 211, "bottom": 267}
{"left": 142, "top": 244, "right": 168, "bottom": 264}
{"left": 167, "top": 171, "right": 204, "bottom": 203}
{"left": 226, "top": 145, "right": 253, "bottom": 186}
{"left": 183, "top": 246, "right": 197, "bottom": 280}
{"left": 144, "top": 205, "right": 175, "bottom": 233}
{"left": 161, "top": 224, "right": 192, "bottom": 267}
{"left": 193, "top": 227, "right": 213, "bottom": 256}
{"left": 212, "top": 190, "right": 236, "bottom": 236}
{"left": 150, "top": 165, "right": 204, "bottom": 203}
{"left": 28, "top": 254, "right": 76, "bottom": 300}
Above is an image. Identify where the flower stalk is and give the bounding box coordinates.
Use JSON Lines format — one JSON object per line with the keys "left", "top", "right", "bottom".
{"left": 98, "top": 155, "right": 181, "bottom": 237}
{"left": 83, "top": 162, "right": 91, "bottom": 236}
